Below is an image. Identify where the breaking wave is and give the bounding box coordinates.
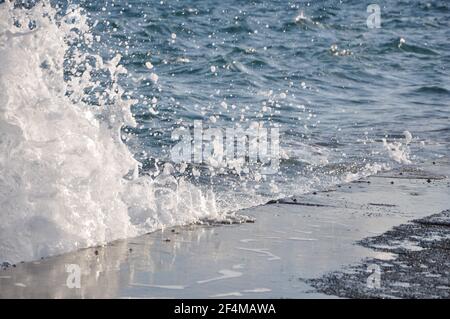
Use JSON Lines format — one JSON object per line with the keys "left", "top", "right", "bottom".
{"left": 0, "top": 1, "right": 223, "bottom": 263}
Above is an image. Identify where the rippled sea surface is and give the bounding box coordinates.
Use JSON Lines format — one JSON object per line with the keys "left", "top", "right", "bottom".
{"left": 9, "top": 0, "right": 450, "bottom": 203}
{"left": 1, "top": 0, "right": 449, "bottom": 263}
{"left": 83, "top": 0, "right": 449, "bottom": 202}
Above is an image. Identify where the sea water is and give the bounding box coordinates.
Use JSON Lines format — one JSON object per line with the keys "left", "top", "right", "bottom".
{"left": 0, "top": 0, "right": 449, "bottom": 263}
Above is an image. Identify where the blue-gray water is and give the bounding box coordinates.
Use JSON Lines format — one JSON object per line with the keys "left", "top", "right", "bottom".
{"left": 1, "top": 0, "right": 449, "bottom": 264}
{"left": 81, "top": 0, "right": 450, "bottom": 202}
{"left": 7, "top": 0, "right": 450, "bottom": 206}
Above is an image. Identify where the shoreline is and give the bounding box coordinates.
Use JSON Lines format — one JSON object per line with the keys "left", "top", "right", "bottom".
{"left": 307, "top": 209, "right": 450, "bottom": 298}
{"left": 0, "top": 159, "right": 449, "bottom": 298}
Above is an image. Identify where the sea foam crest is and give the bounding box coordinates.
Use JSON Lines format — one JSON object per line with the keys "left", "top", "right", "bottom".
{"left": 0, "top": 1, "right": 220, "bottom": 263}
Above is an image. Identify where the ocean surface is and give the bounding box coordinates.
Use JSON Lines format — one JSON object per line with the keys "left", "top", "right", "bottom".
{"left": 0, "top": 0, "right": 449, "bottom": 263}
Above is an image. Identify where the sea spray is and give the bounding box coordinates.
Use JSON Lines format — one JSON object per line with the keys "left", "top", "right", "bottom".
{"left": 0, "top": 1, "right": 221, "bottom": 263}
{"left": 0, "top": 0, "right": 424, "bottom": 264}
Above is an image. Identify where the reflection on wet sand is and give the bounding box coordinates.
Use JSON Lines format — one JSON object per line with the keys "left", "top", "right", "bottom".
{"left": 0, "top": 226, "right": 218, "bottom": 298}
{"left": 1, "top": 161, "right": 449, "bottom": 298}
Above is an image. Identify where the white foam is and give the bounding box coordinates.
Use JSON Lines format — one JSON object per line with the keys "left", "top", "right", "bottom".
{"left": 243, "top": 288, "right": 271, "bottom": 293}
{"left": 236, "top": 247, "right": 281, "bottom": 261}
{"left": 381, "top": 131, "right": 413, "bottom": 165}
{"left": 210, "top": 292, "right": 243, "bottom": 297}
{"left": 130, "top": 283, "right": 185, "bottom": 290}
{"left": 197, "top": 269, "right": 242, "bottom": 284}
{"left": 0, "top": 2, "right": 221, "bottom": 263}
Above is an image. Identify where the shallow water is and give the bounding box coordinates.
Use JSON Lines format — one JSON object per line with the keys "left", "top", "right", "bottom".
{"left": 91, "top": 0, "right": 450, "bottom": 198}
{"left": 0, "top": 0, "right": 449, "bottom": 263}
{"left": 1, "top": 163, "right": 448, "bottom": 298}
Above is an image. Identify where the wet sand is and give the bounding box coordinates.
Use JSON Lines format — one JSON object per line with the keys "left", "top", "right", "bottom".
{"left": 308, "top": 209, "right": 450, "bottom": 298}
{"left": 0, "top": 160, "right": 449, "bottom": 298}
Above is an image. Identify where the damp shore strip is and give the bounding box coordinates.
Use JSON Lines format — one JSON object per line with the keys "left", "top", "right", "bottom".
{"left": 0, "top": 159, "right": 449, "bottom": 298}
{"left": 305, "top": 209, "right": 450, "bottom": 299}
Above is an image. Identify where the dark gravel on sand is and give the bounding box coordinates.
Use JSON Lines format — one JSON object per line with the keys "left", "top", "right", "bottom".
{"left": 306, "top": 210, "right": 450, "bottom": 299}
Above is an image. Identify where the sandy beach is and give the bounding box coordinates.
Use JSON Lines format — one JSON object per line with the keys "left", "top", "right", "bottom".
{"left": 1, "top": 159, "right": 448, "bottom": 299}
{"left": 2, "top": 0, "right": 450, "bottom": 305}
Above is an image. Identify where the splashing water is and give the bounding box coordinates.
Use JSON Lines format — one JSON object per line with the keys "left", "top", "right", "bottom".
{"left": 382, "top": 131, "right": 413, "bottom": 165}
{"left": 2, "top": 0, "right": 448, "bottom": 264}
{"left": 0, "top": 1, "right": 222, "bottom": 263}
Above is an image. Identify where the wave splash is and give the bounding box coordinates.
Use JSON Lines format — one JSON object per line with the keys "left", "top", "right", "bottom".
{"left": 0, "top": 1, "right": 222, "bottom": 263}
